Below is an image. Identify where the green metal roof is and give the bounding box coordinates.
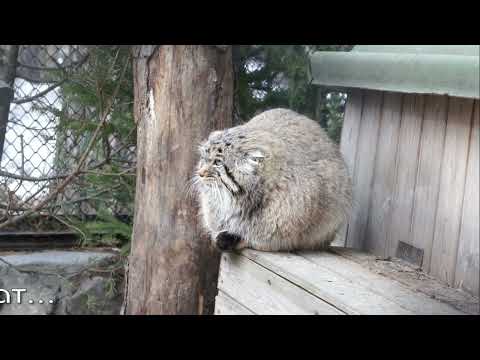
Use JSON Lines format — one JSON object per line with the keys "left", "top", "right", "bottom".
{"left": 309, "top": 45, "right": 480, "bottom": 99}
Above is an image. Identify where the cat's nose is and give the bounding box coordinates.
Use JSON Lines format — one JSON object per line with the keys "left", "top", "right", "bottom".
{"left": 198, "top": 167, "right": 209, "bottom": 178}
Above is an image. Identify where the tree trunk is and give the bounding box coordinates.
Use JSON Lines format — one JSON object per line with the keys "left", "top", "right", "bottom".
{"left": 0, "top": 45, "right": 18, "bottom": 163}
{"left": 124, "top": 45, "right": 233, "bottom": 315}
{"left": 232, "top": 45, "right": 243, "bottom": 126}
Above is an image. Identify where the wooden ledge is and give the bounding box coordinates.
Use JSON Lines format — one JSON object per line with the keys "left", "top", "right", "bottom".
{"left": 215, "top": 247, "right": 479, "bottom": 315}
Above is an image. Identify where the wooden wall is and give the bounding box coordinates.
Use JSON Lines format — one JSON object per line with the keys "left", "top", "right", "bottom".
{"left": 337, "top": 89, "right": 479, "bottom": 297}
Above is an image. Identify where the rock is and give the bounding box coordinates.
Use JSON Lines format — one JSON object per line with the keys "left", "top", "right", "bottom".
{"left": 0, "top": 249, "right": 124, "bottom": 315}
{"left": 2, "top": 250, "right": 115, "bottom": 271}
{"left": 0, "top": 265, "right": 58, "bottom": 315}
{"left": 61, "top": 276, "right": 123, "bottom": 315}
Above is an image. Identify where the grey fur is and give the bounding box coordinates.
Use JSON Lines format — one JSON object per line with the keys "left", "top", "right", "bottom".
{"left": 192, "top": 108, "right": 352, "bottom": 252}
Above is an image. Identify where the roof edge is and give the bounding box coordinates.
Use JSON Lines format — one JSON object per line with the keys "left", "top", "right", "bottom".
{"left": 309, "top": 51, "right": 480, "bottom": 99}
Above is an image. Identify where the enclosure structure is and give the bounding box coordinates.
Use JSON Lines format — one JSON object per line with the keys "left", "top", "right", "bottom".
{"left": 310, "top": 45, "right": 480, "bottom": 297}
{"left": 215, "top": 248, "right": 478, "bottom": 315}
{"left": 0, "top": 45, "right": 135, "bottom": 249}
{"left": 214, "top": 45, "right": 479, "bottom": 314}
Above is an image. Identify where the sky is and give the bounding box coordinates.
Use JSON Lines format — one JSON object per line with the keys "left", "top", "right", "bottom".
{"left": 1, "top": 78, "right": 62, "bottom": 199}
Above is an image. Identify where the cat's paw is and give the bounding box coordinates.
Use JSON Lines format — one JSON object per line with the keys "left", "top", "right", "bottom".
{"left": 215, "top": 232, "right": 242, "bottom": 251}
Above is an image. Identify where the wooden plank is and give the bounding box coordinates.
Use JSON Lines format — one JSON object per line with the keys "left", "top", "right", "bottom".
{"left": 331, "top": 246, "right": 479, "bottom": 314}
{"left": 364, "top": 92, "right": 403, "bottom": 257}
{"left": 454, "top": 100, "right": 479, "bottom": 297}
{"left": 0, "top": 231, "right": 76, "bottom": 237}
{"left": 242, "top": 249, "right": 415, "bottom": 314}
{"left": 214, "top": 290, "right": 255, "bottom": 315}
{"left": 430, "top": 97, "right": 475, "bottom": 285}
{"left": 346, "top": 90, "right": 383, "bottom": 250}
{"left": 335, "top": 89, "right": 364, "bottom": 247}
{"left": 0, "top": 231, "right": 79, "bottom": 250}
{"left": 340, "top": 90, "right": 364, "bottom": 187}
{"left": 299, "top": 250, "right": 464, "bottom": 314}
{"left": 218, "top": 252, "right": 344, "bottom": 315}
{"left": 386, "top": 94, "right": 425, "bottom": 258}
{"left": 409, "top": 95, "right": 449, "bottom": 271}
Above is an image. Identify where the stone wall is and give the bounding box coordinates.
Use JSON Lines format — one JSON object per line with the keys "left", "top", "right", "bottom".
{"left": 0, "top": 249, "right": 124, "bottom": 315}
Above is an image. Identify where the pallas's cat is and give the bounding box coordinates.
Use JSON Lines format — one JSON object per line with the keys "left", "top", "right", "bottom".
{"left": 193, "top": 108, "right": 352, "bottom": 252}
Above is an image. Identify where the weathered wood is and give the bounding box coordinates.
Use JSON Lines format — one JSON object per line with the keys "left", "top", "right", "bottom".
{"left": 338, "top": 89, "right": 477, "bottom": 295}
{"left": 214, "top": 290, "right": 254, "bottom": 315}
{"left": 333, "top": 90, "right": 360, "bottom": 244}
{"left": 454, "top": 100, "right": 479, "bottom": 297}
{"left": 215, "top": 247, "right": 477, "bottom": 315}
{"left": 300, "top": 250, "right": 464, "bottom": 314}
{"left": 346, "top": 90, "right": 383, "bottom": 250}
{"left": 241, "top": 249, "right": 415, "bottom": 314}
{"left": 340, "top": 90, "right": 364, "bottom": 175}
{"left": 335, "top": 90, "right": 363, "bottom": 247}
{"left": 218, "top": 252, "right": 343, "bottom": 315}
{"left": 125, "top": 45, "right": 233, "bottom": 315}
{"left": 430, "top": 97, "right": 475, "bottom": 286}
{"left": 331, "top": 246, "right": 479, "bottom": 314}
{"left": 386, "top": 94, "right": 425, "bottom": 258}
{"left": 364, "top": 92, "right": 403, "bottom": 257}
{"left": 409, "top": 95, "right": 448, "bottom": 271}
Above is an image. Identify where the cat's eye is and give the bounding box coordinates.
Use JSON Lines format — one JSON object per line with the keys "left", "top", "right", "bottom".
{"left": 213, "top": 159, "right": 222, "bottom": 166}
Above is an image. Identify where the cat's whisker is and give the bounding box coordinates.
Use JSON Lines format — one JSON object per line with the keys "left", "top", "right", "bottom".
{"left": 193, "top": 108, "right": 352, "bottom": 252}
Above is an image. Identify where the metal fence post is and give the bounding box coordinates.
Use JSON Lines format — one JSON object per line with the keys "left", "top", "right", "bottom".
{"left": 0, "top": 45, "right": 18, "bottom": 163}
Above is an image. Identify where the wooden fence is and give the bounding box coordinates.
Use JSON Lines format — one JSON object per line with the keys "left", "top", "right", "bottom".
{"left": 336, "top": 89, "right": 479, "bottom": 297}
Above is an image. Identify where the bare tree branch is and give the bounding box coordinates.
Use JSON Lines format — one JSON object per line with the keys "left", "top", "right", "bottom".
{"left": 11, "top": 135, "right": 25, "bottom": 194}
{"left": 0, "top": 126, "right": 136, "bottom": 182}
{"left": 0, "top": 170, "right": 69, "bottom": 182}
{"left": 3, "top": 119, "right": 57, "bottom": 131}
{"left": 0, "top": 184, "right": 122, "bottom": 213}
{"left": 12, "top": 79, "right": 66, "bottom": 105}
{"left": 0, "top": 54, "right": 132, "bottom": 230}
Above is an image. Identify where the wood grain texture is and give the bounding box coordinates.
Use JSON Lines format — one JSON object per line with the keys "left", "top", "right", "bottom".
{"left": 430, "top": 97, "right": 475, "bottom": 286}
{"left": 214, "top": 248, "right": 476, "bottom": 315}
{"left": 386, "top": 94, "right": 425, "bottom": 258}
{"left": 218, "top": 252, "right": 343, "bottom": 315}
{"left": 346, "top": 90, "right": 383, "bottom": 250}
{"left": 338, "top": 90, "right": 478, "bottom": 295}
{"left": 364, "top": 92, "right": 403, "bottom": 257}
{"left": 340, "top": 90, "right": 364, "bottom": 183}
{"left": 330, "top": 247, "right": 479, "bottom": 314}
{"left": 214, "top": 290, "right": 254, "bottom": 315}
{"left": 454, "top": 100, "right": 479, "bottom": 297}
{"left": 241, "top": 249, "right": 415, "bottom": 314}
{"left": 409, "top": 95, "right": 448, "bottom": 271}
{"left": 335, "top": 89, "right": 364, "bottom": 247}
{"left": 125, "top": 46, "right": 233, "bottom": 314}
{"left": 299, "top": 250, "right": 465, "bottom": 314}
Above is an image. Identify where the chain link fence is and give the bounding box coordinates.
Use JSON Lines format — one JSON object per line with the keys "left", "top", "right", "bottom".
{"left": 0, "top": 45, "right": 135, "bottom": 230}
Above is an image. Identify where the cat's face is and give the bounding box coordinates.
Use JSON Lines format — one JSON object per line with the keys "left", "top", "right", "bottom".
{"left": 195, "top": 129, "right": 265, "bottom": 196}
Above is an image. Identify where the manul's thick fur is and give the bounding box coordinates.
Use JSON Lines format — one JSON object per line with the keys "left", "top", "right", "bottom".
{"left": 192, "top": 108, "right": 352, "bottom": 252}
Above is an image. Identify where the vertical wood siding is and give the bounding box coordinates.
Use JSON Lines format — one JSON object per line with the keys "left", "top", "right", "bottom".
{"left": 339, "top": 90, "right": 479, "bottom": 297}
